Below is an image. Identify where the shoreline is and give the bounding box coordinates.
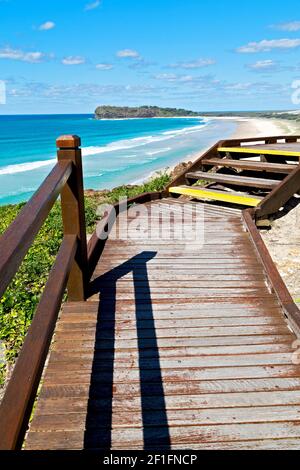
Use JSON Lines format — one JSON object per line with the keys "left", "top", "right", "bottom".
{"left": 1, "top": 115, "right": 299, "bottom": 205}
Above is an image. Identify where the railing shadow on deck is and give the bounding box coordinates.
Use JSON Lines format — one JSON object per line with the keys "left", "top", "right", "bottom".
{"left": 84, "top": 251, "right": 171, "bottom": 450}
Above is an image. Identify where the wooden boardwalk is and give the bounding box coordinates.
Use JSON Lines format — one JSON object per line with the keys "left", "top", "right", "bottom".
{"left": 25, "top": 198, "right": 300, "bottom": 450}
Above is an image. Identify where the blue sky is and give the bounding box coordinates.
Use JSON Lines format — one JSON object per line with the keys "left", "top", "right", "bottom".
{"left": 1, "top": 0, "right": 300, "bottom": 113}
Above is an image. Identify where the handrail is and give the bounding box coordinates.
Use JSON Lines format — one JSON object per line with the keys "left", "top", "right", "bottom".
{"left": 243, "top": 208, "right": 300, "bottom": 336}
{"left": 0, "top": 235, "right": 77, "bottom": 450}
{"left": 0, "top": 160, "right": 72, "bottom": 298}
{"left": 0, "top": 135, "right": 88, "bottom": 450}
{"left": 255, "top": 165, "right": 300, "bottom": 220}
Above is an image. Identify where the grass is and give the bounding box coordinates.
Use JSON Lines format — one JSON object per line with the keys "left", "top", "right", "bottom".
{"left": 0, "top": 171, "right": 171, "bottom": 387}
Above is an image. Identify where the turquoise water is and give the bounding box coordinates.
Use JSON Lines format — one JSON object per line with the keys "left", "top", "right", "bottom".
{"left": 0, "top": 114, "right": 236, "bottom": 205}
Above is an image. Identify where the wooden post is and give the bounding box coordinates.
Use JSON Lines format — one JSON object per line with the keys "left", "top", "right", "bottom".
{"left": 56, "top": 135, "right": 88, "bottom": 301}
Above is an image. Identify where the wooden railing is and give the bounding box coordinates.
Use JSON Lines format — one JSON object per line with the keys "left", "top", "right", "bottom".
{"left": 243, "top": 208, "right": 300, "bottom": 336}
{"left": 0, "top": 135, "right": 88, "bottom": 450}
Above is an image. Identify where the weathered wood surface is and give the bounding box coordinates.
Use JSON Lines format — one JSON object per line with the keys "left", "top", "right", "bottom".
{"left": 201, "top": 158, "right": 296, "bottom": 174}
{"left": 25, "top": 199, "right": 300, "bottom": 450}
{"left": 185, "top": 171, "right": 279, "bottom": 189}
{"left": 244, "top": 143, "right": 300, "bottom": 153}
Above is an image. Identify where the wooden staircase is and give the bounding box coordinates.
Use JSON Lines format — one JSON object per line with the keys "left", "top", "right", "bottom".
{"left": 168, "top": 136, "right": 300, "bottom": 217}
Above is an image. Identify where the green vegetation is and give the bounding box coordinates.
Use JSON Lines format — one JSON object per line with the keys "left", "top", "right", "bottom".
{"left": 0, "top": 171, "right": 171, "bottom": 387}
{"left": 95, "top": 105, "right": 199, "bottom": 119}
{"left": 86, "top": 170, "right": 171, "bottom": 208}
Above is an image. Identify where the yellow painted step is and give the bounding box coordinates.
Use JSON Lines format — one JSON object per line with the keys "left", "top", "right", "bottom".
{"left": 169, "top": 186, "right": 262, "bottom": 207}
{"left": 218, "top": 146, "right": 300, "bottom": 158}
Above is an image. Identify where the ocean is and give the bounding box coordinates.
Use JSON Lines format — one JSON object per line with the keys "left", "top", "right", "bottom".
{"left": 0, "top": 114, "right": 236, "bottom": 206}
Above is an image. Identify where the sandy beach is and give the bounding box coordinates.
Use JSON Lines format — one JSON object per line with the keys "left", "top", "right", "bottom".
{"left": 221, "top": 116, "right": 300, "bottom": 140}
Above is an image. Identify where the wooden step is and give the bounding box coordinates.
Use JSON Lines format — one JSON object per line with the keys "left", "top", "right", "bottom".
{"left": 218, "top": 146, "right": 300, "bottom": 159}
{"left": 169, "top": 186, "right": 262, "bottom": 207}
{"left": 202, "top": 158, "right": 295, "bottom": 174}
{"left": 186, "top": 171, "right": 278, "bottom": 190}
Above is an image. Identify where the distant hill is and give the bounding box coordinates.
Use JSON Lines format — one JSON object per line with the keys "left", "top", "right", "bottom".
{"left": 95, "top": 105, "right": 200, "bottom": 119}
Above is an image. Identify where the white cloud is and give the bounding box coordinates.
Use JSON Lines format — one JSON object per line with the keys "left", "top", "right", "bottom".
{"left": 249, "top": 59, "right": 276, "bottom": 69}
{"left": 154, "top": 73, "right": 195, "bottom": 83}
{"left": 247, "top": 59, "right": 295, "bottom": 74}
{"left": 84, "top": 1, "right": 100, "bottom": 11}
{"left": 0, "top": 46, "right": 44, "bottom": 63}
{"left": 39, "top": 21, "right": 55, "bottom": 31}
{"left": 272, "top": 21, "right": 300, "bottom": 32}
{"left": 154, "top": 73, "right": 177, "bottom": 81}
{"left": 96, "top": 63, "right": 113, "bottom": 70}
{"left": 116, "top": 49, "right": 140, "bottom": 59}
{"left": 168, "top": 58, "right": 216, "bottom": 69}
{"left": 248, "top": 59, "right": 278, "bottom": 70}
{"left": 225, "top": 82, "right": 253, "bottom": 91}
{"left": 237, "top": 38, "right": 300, "bottom": 53}
{"left": 62, "top": 56, "right": 85, "bottom": 65}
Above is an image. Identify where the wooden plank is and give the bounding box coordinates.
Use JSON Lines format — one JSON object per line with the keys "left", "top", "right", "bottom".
{"left": 70, "top": 299, "right": 271, "bottom": 314}
{"left": 64, "top": 299, "right": 280, "bottom": 312}
{"left": 29, "top": 405, "right": 300, "bottom": 431}
{"left": 54, "top": 322, "right": 289, "bottom": 338}
{"left": 245, "top": 143, "right": 300, "bottom": 152}
{"left": 52, "top": 334, "right": 291, "bottom": 351}
{"left": 45, "top": 353, "right": 296, "bottom": 371}
{"left": 185, "top": 171, "right": 279, "bottom": 189}
{"left": 55, "top": 316, "right": 283, "bottom": 331}
{"left": 168, "top": 439, "right": 300, "bottom": 450}
{"left": 162, "top": 198, "right": 242, "bottom": 214}
{"left": 24, "top": 422, "right": 300, "bottom": 449}
{"left": 169, "top": 186, "right": 262, "bottom": 206}
{"left": 218, "top": 146, "right": 300, "bottom": 158}
{"left": 202, "top": 158, "right": 295, "bottom": 174}
{"left": 52, "top": 343, "right": 291, "bottom": 358}
{"left": 86, "top": 297, "right": 281, "bottom": 307}
{"left": 59, "top": 308, "right": 282, "bottom": 321}
{"left": 39, "top": 376, "right": 300, "bottom": 399}
{"left": 221, "top": 136, "right": 300, "bottom": 146}
{"left": 89, "top": 291, "right": 274, "bottom": 300}
{"left": 90, "top": 274, "right": 267, "bottom": 282}
{"left": 25, "top": 434, "right": 300, "bottom": 450}
{"left": 53, "top": 323, "right": 290, "bottom": 339}
{"left": 42, "top": 364, "right": 300, "bottom": 385}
